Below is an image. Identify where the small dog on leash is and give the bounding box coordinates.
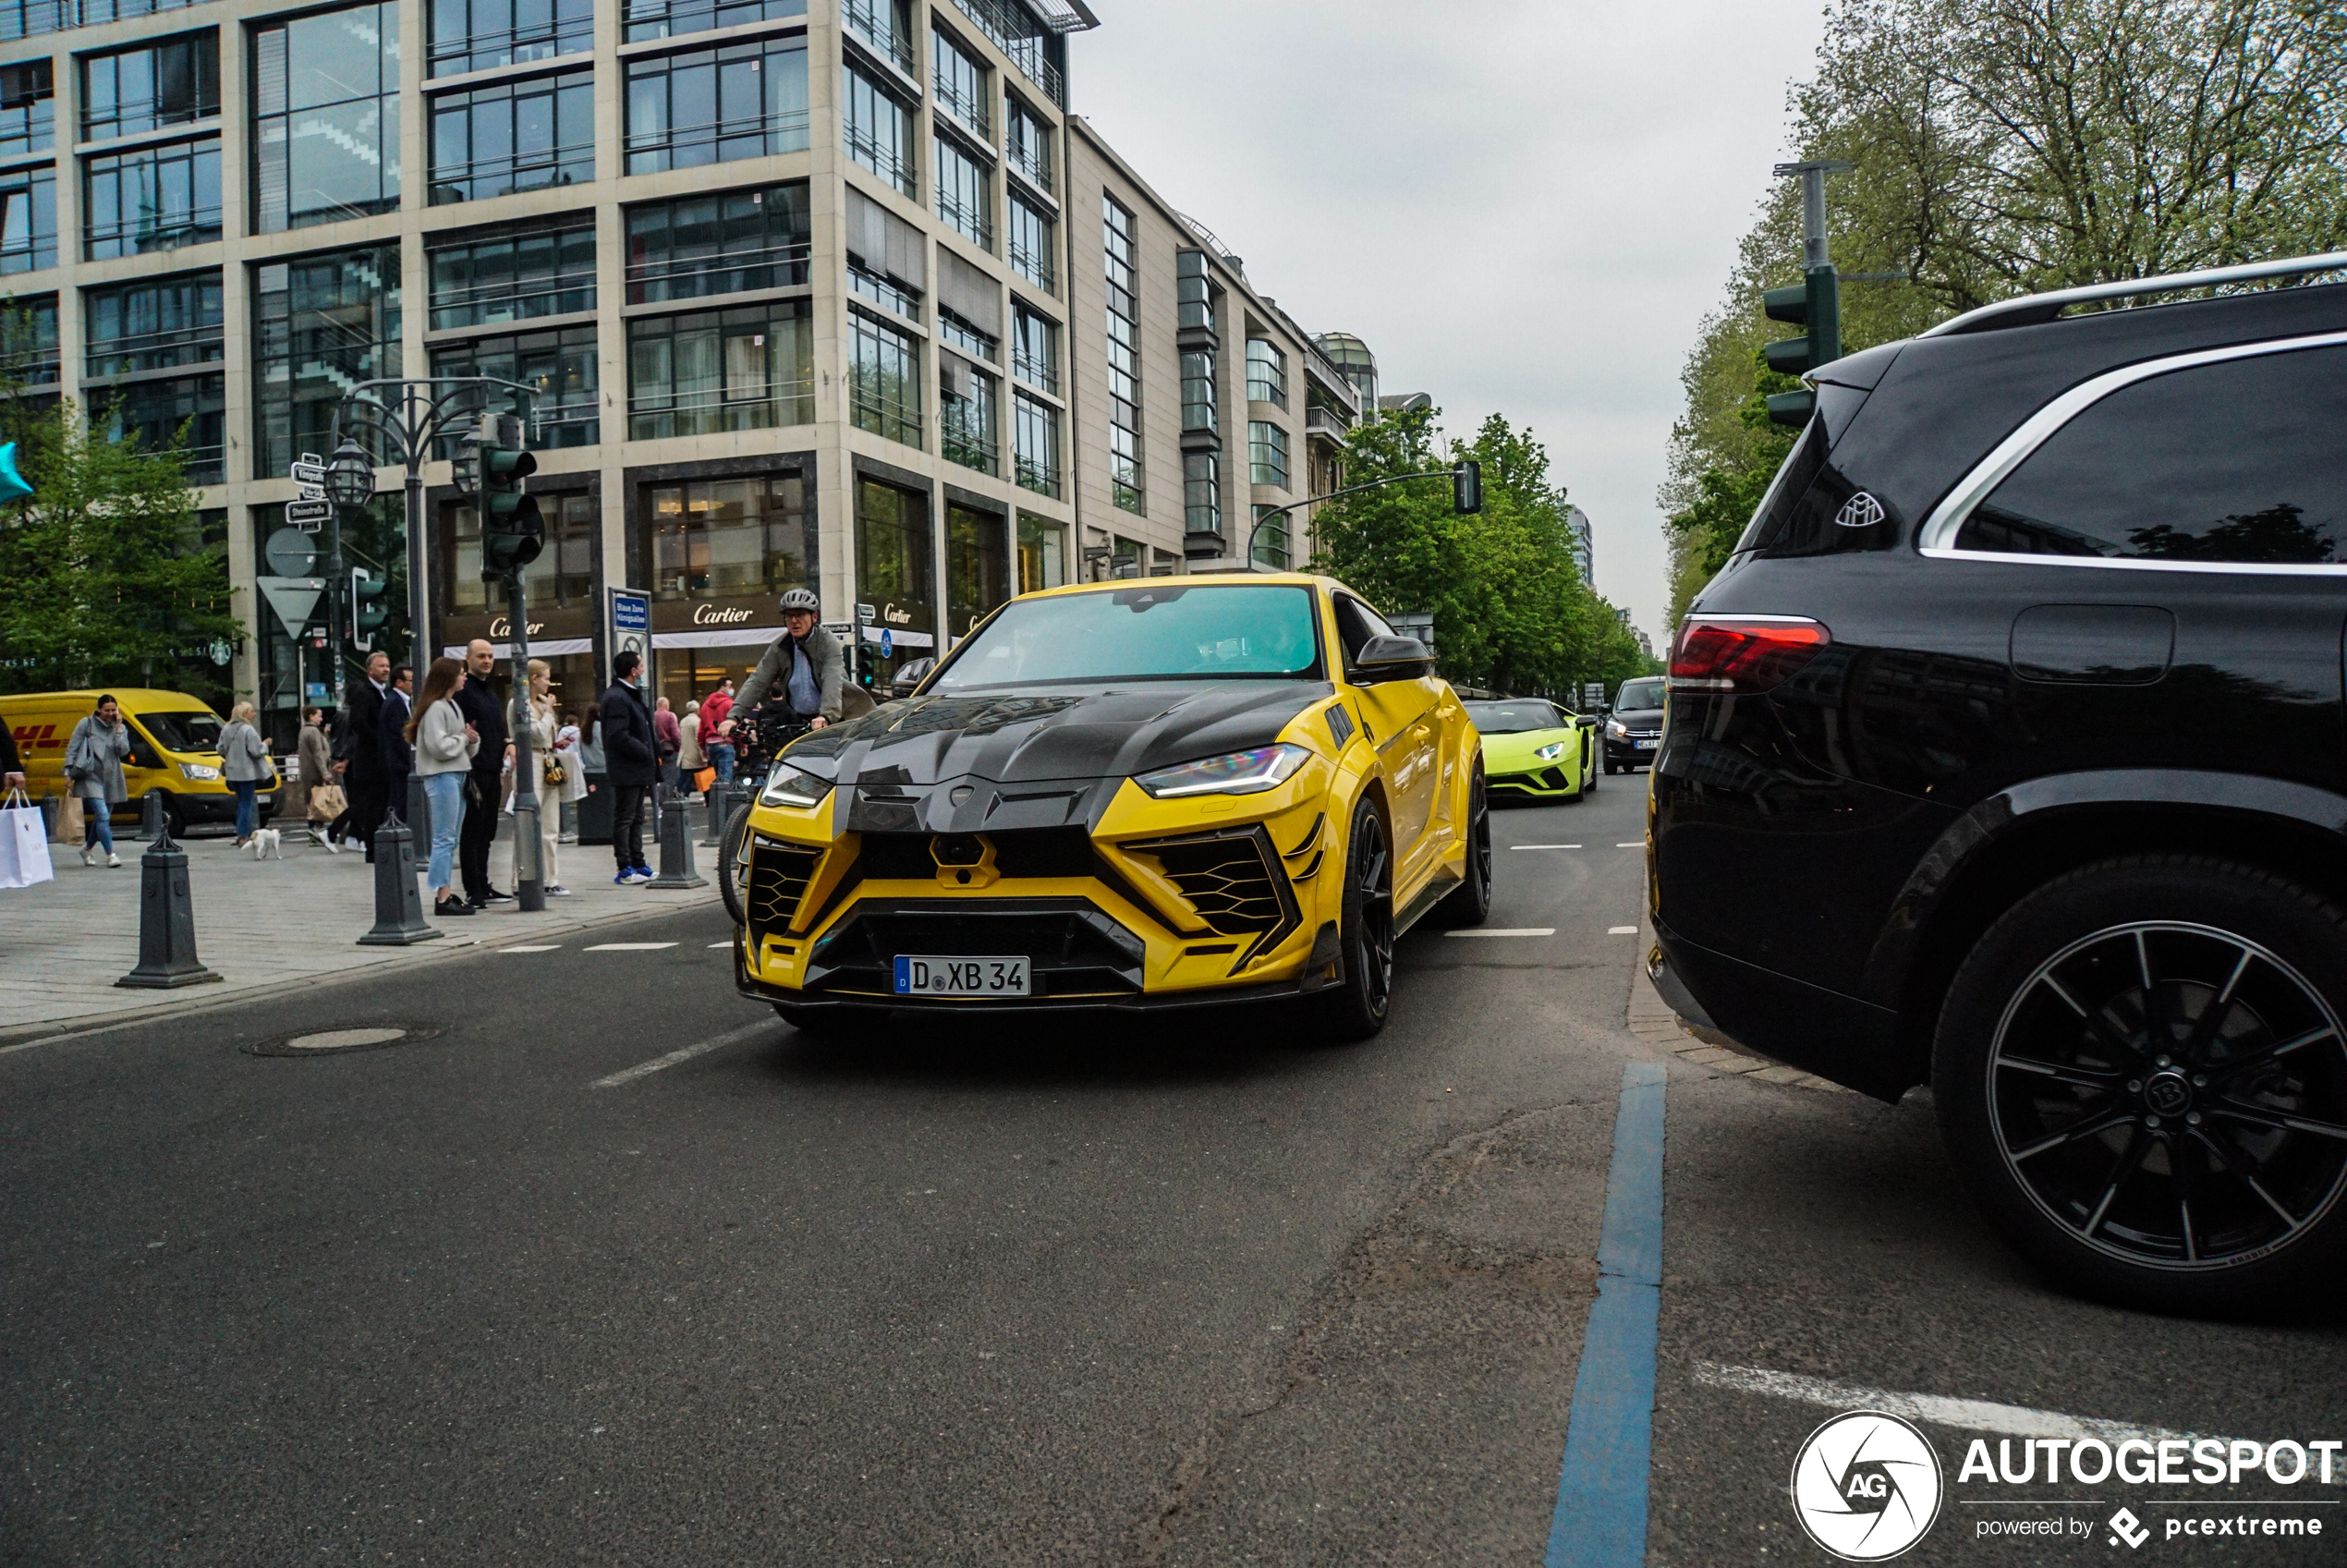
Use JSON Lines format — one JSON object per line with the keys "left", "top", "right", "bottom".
{"left": 249, "top": 827, "right": 283, "bottom": 859}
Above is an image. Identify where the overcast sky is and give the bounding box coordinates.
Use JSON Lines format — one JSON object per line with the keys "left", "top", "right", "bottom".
{"left": 1075, "top": 1, "right": 1828, "bottom": 647}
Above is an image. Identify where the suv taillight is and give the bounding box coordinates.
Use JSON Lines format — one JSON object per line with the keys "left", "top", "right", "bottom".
{"left": 1669, "top": 616, "right": 1830, "bottom": 695}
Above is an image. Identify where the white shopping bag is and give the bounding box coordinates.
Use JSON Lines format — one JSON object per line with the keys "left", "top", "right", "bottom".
{"left": 1, "top": 788, "right": 55, "bottom": 889}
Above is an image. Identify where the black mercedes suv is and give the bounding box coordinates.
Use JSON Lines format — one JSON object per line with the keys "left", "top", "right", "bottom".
{"left": 1648, "top": 255, "right": 2347, "bottom": 1313}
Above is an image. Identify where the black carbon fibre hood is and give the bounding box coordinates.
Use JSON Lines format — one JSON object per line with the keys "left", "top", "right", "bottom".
{"left": 782, "top": 682, "right": 1333, "bottom": 833}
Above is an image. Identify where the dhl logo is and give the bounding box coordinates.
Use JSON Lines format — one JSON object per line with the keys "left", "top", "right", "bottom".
{"left": 10, "top": 723, "right": 61, "bottom": 752}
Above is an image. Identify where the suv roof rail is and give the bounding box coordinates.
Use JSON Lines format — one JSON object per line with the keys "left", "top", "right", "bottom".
{"left": 1918, "top": 249, "right": 2347, "bottom": 338}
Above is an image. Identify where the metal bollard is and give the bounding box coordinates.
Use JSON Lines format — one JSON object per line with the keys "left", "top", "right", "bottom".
{"left": 701, "top": 780, "right": 727, "bottom": 846}
{"left": 139, "top": 790, "right": 165, "bottom": 843}
{"left": 648, "top": 783, "right": 708, "bottom": 889}
{"left": 359, "top": 818, "right": 444, "bottom": 946}
{"left": 116, "top": 824, "right": 221, "bottom": 989}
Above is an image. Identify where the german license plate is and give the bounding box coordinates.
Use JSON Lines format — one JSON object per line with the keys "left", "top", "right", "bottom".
{"left": 894, "top": 954, "right": 1030, "bottom": 997}
{"left": 1635, "top": 738, "right": 1658, "bottom": 749}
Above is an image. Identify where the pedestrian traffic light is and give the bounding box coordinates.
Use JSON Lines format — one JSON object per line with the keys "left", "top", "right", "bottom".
{"left": 350, "top": 565, "right": 387, "bottom": 650}
{"left": 475, "top": 434, "right": 543, "bottom": 582}
{"left": 1453, "top": 458, "right": 1483, "bottom": 515}
{"left": 1761, "top": 266, "right": 1842, "bottom": 427}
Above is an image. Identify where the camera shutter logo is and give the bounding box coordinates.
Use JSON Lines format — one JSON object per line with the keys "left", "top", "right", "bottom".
{"left": 1834, "top": 492, "right": 1888, "bottom": 529}
{"left": 1790, "top": 1410, "right": 1943, "bottom": 1561}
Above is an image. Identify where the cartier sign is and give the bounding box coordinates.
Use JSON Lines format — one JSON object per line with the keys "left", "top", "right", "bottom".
{"left": 488, "top": 615, "right": 543, "bottom": 638}
{"left": 883, "top": 602, "right": 914, "bottom": 626}
{"left": 693, "top": 603, "right": 759, "bottom": 626}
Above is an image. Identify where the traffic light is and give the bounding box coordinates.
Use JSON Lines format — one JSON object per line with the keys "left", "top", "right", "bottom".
{"left": 1761, "top": 266, "right": 1842, "bottom": 428}
{"left": 1453, "top": 458, "right": 1483, "bottom": 515}
{"left": 350, "top": 565, "right": 387, "bottom": 650}
{"left": 473, "top": 430, "right": 543, "bottom": 582}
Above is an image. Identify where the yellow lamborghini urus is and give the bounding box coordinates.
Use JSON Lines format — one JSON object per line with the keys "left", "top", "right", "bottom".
{"left": 731, "top": 574, "right": 1491, "bottom": 1039}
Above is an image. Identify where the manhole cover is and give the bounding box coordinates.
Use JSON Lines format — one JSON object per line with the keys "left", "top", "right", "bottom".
{"left": 245, "top": 1024, "right": 444, "bottom": 1058}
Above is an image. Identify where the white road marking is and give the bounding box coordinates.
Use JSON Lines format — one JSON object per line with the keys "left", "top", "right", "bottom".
{"left": 583, "top": 942, "right": 680, "bottom": 952}
{"left": 591, "top": 1021, "right": 772, "bottom": 1088}
{"left": 708, "top": 942, "right": 733, "bottom": 949}
{"left": 1608, "top": 926, "right": 1639, "bottom": 935}
{"left": 1446, "top": 928, "right": 1556, "bottom": 939}
{"left": 1691, "top": 1362, "right": 2206, "bottom": 1445}
{"left": 1615, "top": 843, "right": 1643, "bottom": 848}
{"left": 498, "top": 944, "right": 563, "bottom": 953}
{"left": 1513, "top": 844, "right": 1582, "bottom": 850}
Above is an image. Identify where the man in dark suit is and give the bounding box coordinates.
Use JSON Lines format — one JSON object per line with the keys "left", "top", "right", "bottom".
{"left": 598, "top": 650, "right": 658, "bottom": 884}
{"left": 379, "top": 665, "right": 414, "bottom": 829}
{"left": 335, "top": 650, "right": 392, "bottom": 862}
{"left": 454, "top": 638, "right": 513, "bottom": 905}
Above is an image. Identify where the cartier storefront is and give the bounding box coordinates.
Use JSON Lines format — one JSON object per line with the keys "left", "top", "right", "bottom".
{"left": 437, "top": 488, "right": 605, "bottom": 726}
{"left": 631, "top": 457, "right": 817, "bottom": 717}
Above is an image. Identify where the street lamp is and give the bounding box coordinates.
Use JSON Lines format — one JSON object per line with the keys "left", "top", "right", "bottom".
{"left": 325, "top": 438, "right": 374, "bottom": 511}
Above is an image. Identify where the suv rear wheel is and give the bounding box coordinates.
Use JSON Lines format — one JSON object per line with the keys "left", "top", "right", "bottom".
{"left": 1934, "top": 856, "right": 2347, "bottom": 1313}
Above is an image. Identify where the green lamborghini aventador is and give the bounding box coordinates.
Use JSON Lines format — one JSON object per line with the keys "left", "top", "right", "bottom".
{"left": 1461, "top": 698, "right": 1594, "bottom": 803}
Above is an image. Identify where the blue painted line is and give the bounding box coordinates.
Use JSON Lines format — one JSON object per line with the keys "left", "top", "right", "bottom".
{"left": 1545, "top": 1059, "right": 1667, "bottom": 1568}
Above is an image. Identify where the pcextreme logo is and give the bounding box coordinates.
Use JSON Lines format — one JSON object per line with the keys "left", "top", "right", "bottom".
{"left": 1791, "top": 1411, "right": 1946, "bottom": 1561}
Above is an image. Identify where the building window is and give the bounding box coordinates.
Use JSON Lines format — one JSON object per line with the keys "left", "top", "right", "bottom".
{"left": 83, "top": 31, "right": 217, "bottom": 140}
{"left": 0, "top": 59, "right": 51, "bottom": 157}
{"left": 1181, "top": 349, "right": 1216, "bottom": 434}
{"left": 0, "top": 0, "right": 69, "bottom": 43}
{"left": 941, "top": 0, "right": 1059, "bottom": 106}
{"left": 934, "top": 134, "right": 991, "bottom": 251}
{"left": 1013, "top": 389, "right": 1058, "bottom": 498}
{"left": 445, "top": 488, "right": 596, "bottom": 614}
{"left": 1006, "top": 94, "right": 1051, "bottom": 193}
{"left": 429, "top": 70, "right": 592, "bottom": 204}
{"left": 626, "top": 298, "right": 813, "bottom": 439}
{"left": 939, "top": 353, "right": 996, "bottom": 476}
{"left": 842, "top": 0, "right": 912, "bottom": 74}
{"left": 625, "top": 0, "right": 802, "bottom": 43}
{"left": 849, "top": 261, "right": 920, "bottom": 321}
{"left": 430, "top": 0, "right": 591, "bottom": 76}
{"left": 97, "top": 373, "right": 226, "bottom": 483}
{"left": 1015, "top": 512, "right": 1063, "bottom": 592}
{"left": 432, "top": 326, "right": 599, "bottom": 447}
{"left": 1007, "top": 192, "right": 1052, "bottom": 294}
{"left": 1177, "top": 248, "right": 1213, "bottom": 332}
{"left": 1246, "top": 338, "right": 1286, "bottom": 407}
{"left": 1011, "top": 303, "right": 1054, "bottom": 394}
{"left": 644, "top": 471, "right": 809, "bottom": 602}
{"left": 428, "top": 213, "right": 596, "bottom": 331}
{"left": 85, "top": 270, "right": 222, "bottom": 376}
{"left": 945, "top": 502, "right": 1007, "bottom": 640}
{"left": 931, "top": 25, "right": 989, "bottom": 137}
{"left": 0, "top": 164, "right": 55, "bottom": 273}
{"left": 1250, "top": 503, "right": 1288, "bottom": 570}
{"left": 1103, "top": 195, "right": 1141, "bottom": 512}
{"left": 1249, "top": 420, "right": 1290, "bottom": 490}
{"left": 626, "top": 39, "right": 808, "bottom": 176}
{"left": 843, "top": 64, "right": 916, "bottom": 198}
{"left": 855, "top": 476, "right": 931, "bottom": 677}
{"left": 254, "top": 246, "right": 402, "bottom": 475}
{"left": 626, "top": 183, "right": 808, "bottom": 305}
{"left": 85, "top": 140, "right": 219, "bottom": 260}
{"left": 0, "top": 294, "right": 59, "bottom": 392}
{"left": 79, "top": 0, "right": 209, "bottom": 27}
{"left": 938, "top": 306, "right": 995, "bottom": 363}
{"left": 1185, "top": 450, "right": 1221, "bottom": 538}
{"left": 253, "top": 4, "right": 401, "bottom": 233}
{"left": 848, "top": 307, "right": 921, "bottom": 448}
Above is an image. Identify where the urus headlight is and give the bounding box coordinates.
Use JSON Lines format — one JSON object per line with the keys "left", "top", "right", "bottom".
{"left": 1135, "top": 743, "right": 1311, "bottom": 799}
{"left": 1605, "top": 720, "right": 1627, "bottom": 738}
{"left": 1534, "top": 741, "right": 1569, "bottom": 760}
{"left": 760, "top": 760, "right": 832, "bottom": 808}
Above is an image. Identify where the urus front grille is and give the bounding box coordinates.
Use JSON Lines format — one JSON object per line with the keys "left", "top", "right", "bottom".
{"left": 748, "top": 836, "right": 823, "bottom": 942}
{"left": 1125, "top": 824, "right": 1301, "bottom": 968}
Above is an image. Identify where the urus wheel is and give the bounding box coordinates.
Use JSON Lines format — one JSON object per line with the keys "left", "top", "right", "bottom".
{"left": 1431, "top": 769, "right": 1492, "bottom": 928}
{"left": 1315, "top": 796, "right": 1395, "bottom": 1042}
{"left": 717, "top": 802, "right": 753, "bottom": 926}
{"left": 1935, "top": 856, "right": 2347, "bottom": 1313}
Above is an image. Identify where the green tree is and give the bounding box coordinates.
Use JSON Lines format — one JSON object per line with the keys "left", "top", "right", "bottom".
{"left": 0, "top": 396, "right": 241, "bottom": 704}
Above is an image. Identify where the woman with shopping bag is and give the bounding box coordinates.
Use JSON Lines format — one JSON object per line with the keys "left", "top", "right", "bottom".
{"left": 64, "top": 695, "right": 132, "bottom": 869}
{"left": 0, "top": 784, "right": 54, "bottom": 889}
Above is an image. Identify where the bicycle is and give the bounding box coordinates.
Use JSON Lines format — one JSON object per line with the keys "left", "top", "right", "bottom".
{"left": 716, "top": 708, "right": 814, "bottom": 926}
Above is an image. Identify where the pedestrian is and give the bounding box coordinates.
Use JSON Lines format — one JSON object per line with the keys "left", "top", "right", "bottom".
{"left": 218, "top": 700, "right": 271, "bottom": 846}
{"left": 335, "top": 650, "right": 393, "bottom": 861}
{"left": 577, "top": 709, "right": 603, "bottom": 773}
{"left": 598, "top": 650, "right": 657, "bottom": 885}
{"left": 1, "top": 714, "right": 22, "bottom": 792}
{"left": 556, "top": 711, "right": 583, "bottom": 841}
{"left": 63, "top": 693, "right": 131, "bottom": 869}
{"left": 678, "top": 699, "right": 704, "bottom": 796}
{"left": 379, "top": 665, "right": 414, "bottom": 830}
{"left": 703, "top": 678, "right": 736, "bottom": 785}
{"left": 455, "top": 638, "right": 513, "bottom": 906}
{"left": 653, "top": 695, "right": 682, "bottom": 796}
{"left": 517, "top": 660, "right": 578, "bottom": 896}
{"left": 295, "top": 707, "right": 336, "bottom": 847}
{"left": 407, "top": 656, "right": 480, "bottom": 918}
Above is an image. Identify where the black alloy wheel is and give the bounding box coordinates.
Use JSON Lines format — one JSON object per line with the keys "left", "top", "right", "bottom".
{"left": 717, "top": 802, "right": 754, "bottom": 926}
{"left": 1317, "top": 797, "right": 1395, "bottom": 1042}
{"left": 1936, "top": 857, "right": 2347, "bottom": 1312}
{"left": 1432, "top": 769, "right": 1492, "bottom": 928}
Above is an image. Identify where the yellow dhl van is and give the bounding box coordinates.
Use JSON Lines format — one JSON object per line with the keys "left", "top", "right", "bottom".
{"left": 2, "top": 689, "right": 277, "bottom": 835}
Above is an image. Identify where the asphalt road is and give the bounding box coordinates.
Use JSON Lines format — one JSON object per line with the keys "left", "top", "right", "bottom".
{"left": 5, "top": 771, "right": 2342, "bottom": 1566}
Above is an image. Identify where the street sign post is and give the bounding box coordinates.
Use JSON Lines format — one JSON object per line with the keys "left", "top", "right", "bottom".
{"left": 608, "top": 588, "right": 651, "bottom": 690}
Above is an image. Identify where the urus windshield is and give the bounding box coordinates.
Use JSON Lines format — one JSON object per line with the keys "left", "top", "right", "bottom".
{"left": 931, "top": 584, "right": 1324, "bottom": 689}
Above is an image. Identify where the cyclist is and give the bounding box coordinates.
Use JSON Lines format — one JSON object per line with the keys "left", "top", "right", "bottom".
{"left": 727, "top": 587, "right": 843, "bottom": 743}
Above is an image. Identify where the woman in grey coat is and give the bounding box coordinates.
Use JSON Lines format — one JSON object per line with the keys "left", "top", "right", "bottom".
{"left": 65, "top": 693, "right": 133, "bottom": 869}
{"left": 219, "top": 700, "right": 272, "bottom": 845}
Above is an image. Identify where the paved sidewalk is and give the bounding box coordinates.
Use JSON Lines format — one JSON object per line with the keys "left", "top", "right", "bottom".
{"left": 0, "top": 808, "right": 724, "bottom": 1041}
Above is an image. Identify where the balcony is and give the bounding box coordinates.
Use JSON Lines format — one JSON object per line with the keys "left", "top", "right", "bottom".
{"left": 1307, "top": 405, "right": 1350, "bottom": 441}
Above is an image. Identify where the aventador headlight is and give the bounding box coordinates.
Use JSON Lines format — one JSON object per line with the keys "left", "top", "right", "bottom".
{"left": 1135, "top": 743, "right": 1312, "bottom": 799}
{"left": 760, "top": 760, "right": 832, "bottom": 808}
{"left": 1534, "top": 742, "right": 1569, "bottom": 760}
{"left": 1606, "top": 721, "right": 1627, "bottom": 739}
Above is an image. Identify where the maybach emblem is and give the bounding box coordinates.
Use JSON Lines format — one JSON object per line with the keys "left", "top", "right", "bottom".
{"left": 1835, "top": 492, "right": 1888, "bottom": 529}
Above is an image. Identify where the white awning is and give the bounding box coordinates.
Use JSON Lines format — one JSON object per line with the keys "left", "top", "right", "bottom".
{"left": 859, "top": 625, "right": 935, "bottom": 649}
{"left": 653, "top": 626, "right": 781, "bottom": 650}
{"left": 443, "top": 637, "right": 593, "bottom": 659}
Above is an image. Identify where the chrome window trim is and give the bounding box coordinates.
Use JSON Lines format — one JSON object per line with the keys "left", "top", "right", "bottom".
{"left": 1915, "top": 328, "right": 2347, "bottom": 571}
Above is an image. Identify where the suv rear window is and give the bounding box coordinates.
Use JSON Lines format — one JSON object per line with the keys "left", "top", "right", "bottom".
{"left": 1733, "top": 420, "right": 1826, "bottom": 556}
{"left": 1958, "top": 342, "right": 2347, "bottom": 564}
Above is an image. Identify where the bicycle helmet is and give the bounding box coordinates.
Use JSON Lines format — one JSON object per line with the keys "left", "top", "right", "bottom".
{"left": 778, "top": 587, "right": 820, "bottom": 614}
